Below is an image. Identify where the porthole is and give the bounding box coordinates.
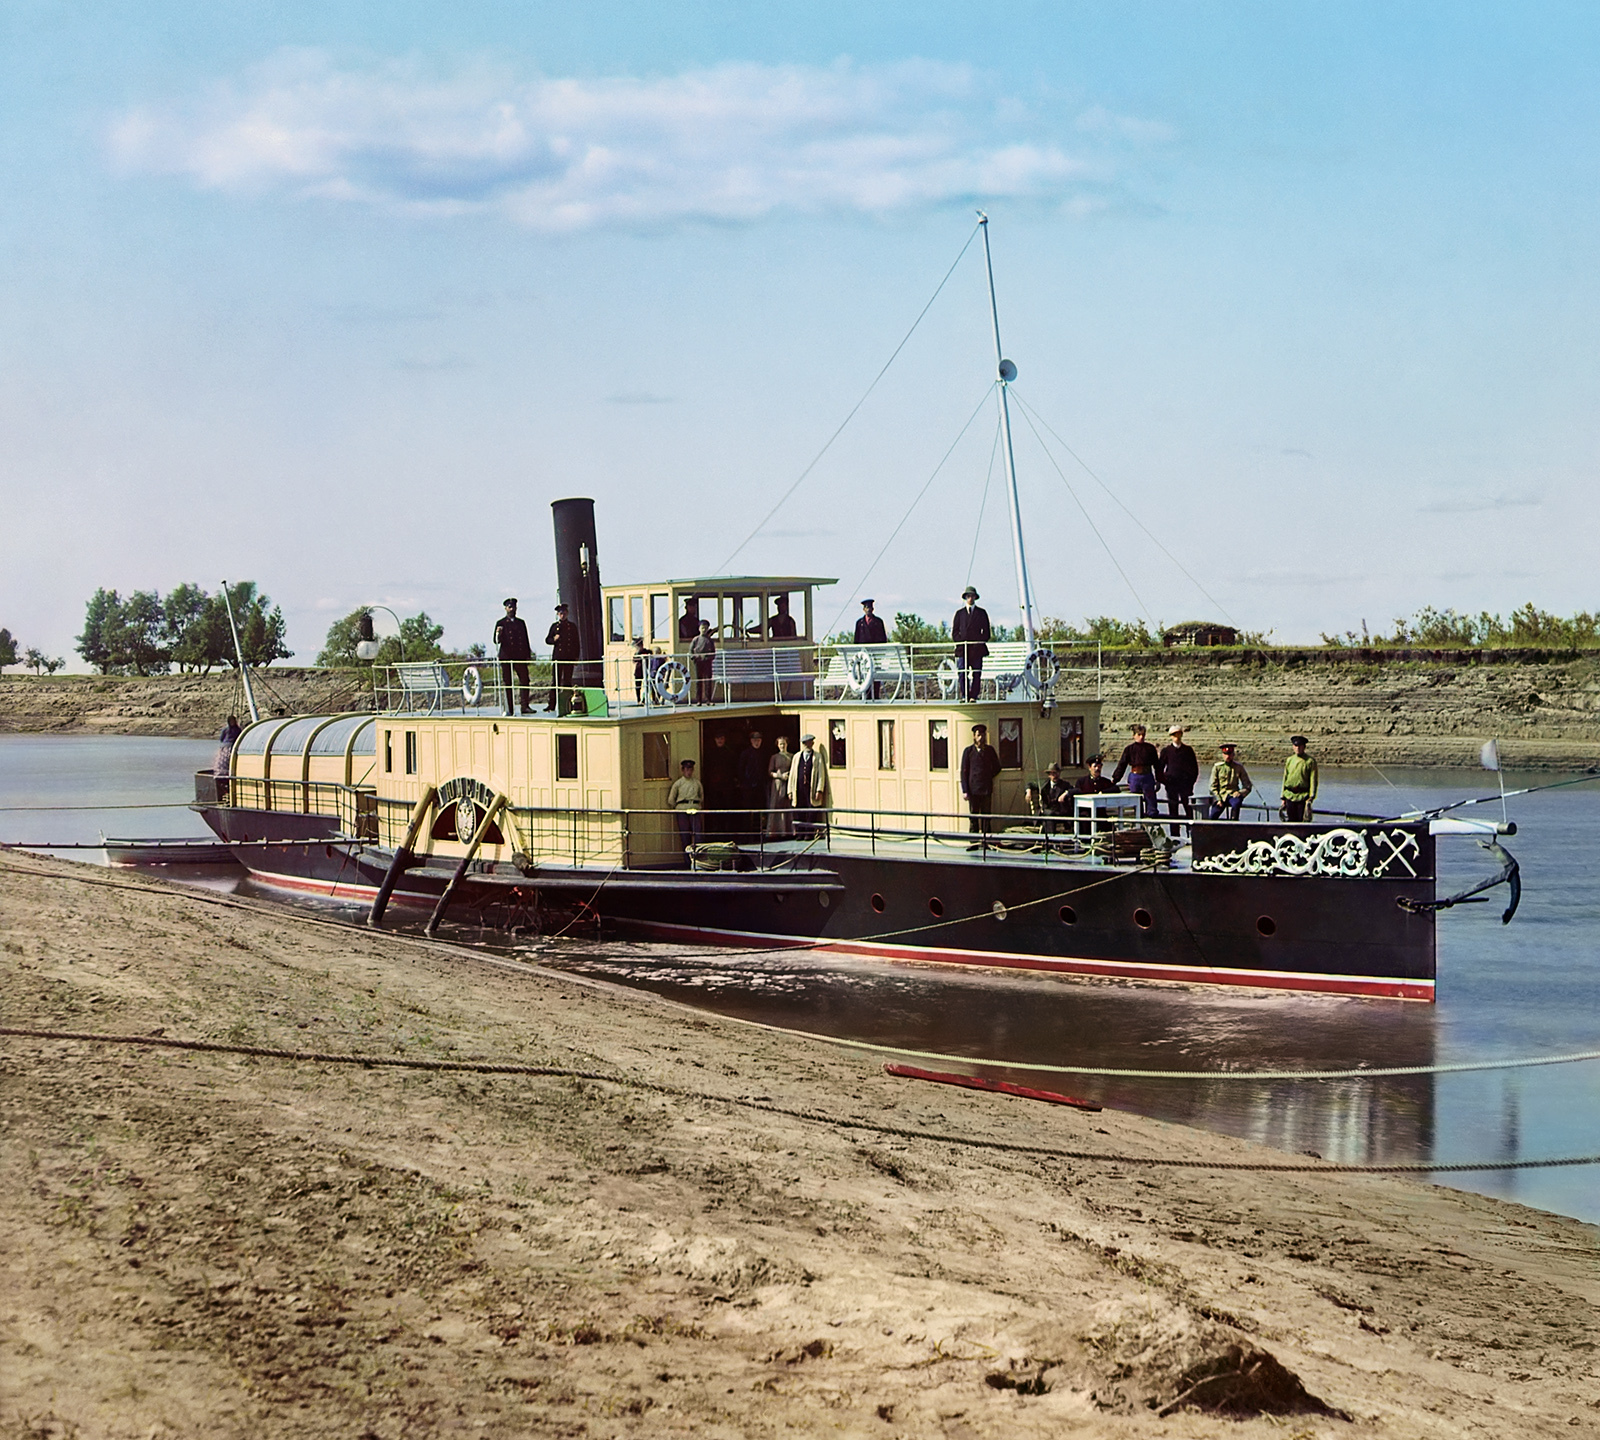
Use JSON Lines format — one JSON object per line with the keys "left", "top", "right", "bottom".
{"left": 991, "top": 901, "right": 1008, "bottom": 921}
{"left": 1059, "top": 905, "right": 1077, "bottom": 925}
{"left": 819, "top": 892, "right": 831, "bottom": 909}
{"left": 326, "top": 845, "right": 336, "bottom": 859}
{"left": 870, "top": 893, "right": 886, "bottom": 913}
{"left": 1134, "top": 908, "right": 1154, "bottom": 930}
{"left": 1257, "top": 915, "right": 1277, "bottom": 937}
{"left": 928, "top": 897, "right": 945, "bottom": 918}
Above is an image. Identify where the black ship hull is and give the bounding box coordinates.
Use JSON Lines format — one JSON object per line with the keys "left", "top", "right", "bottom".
{"left": 198, "top": 804, "right": 1438, "bottom": 1000}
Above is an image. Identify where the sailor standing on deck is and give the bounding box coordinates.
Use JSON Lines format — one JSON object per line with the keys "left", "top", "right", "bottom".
{"left": 960, "top": 722, "right": 1002, "bottom": 844}
{"left": 1281, "top": 735, "right": 1319, "bottom": 822}
{"left": 1112, "top": 724, "right": 1162, "bottom": 817}
{"left": 1159, "top": 724, "right": 1199, "bottom": 818}
{"left": 737, "top": 730, "right": 769, "bottom": 839}
{"left": 544, "top": 603, "right": 580, "bottom": 712}
{"left": 952, "top": 587, "right": 991, "bottom": 702}
{"left": 854, "top": 600, "right": 887, "bottom": 697}
{"left": 689, "top": 619, "right": 716, "bottom": 704}
{"left": 494, "top": 599, "right": 533, "bottom": 715}
{"left": 666, "top": 759, "right": 704, "bottom": 860}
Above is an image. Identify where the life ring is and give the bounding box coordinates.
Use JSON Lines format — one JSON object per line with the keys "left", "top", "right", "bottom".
{"left": 936, "top": 656, "right": 960, "bottom": 699}
{"left": 652, "top": 658, "right": 690, "bottom": 704}
{"left": 846, "top": 648, "right": 876, "bottom": 696}
{"left": 1023, "top": 648, "right": 1059, "bottom": 693}
{"left": 461, "top": 666, "right": 483, "bottom": 705}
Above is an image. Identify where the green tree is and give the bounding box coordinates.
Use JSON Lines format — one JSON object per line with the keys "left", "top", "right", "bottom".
{"left": 318, "top": 608, "right": 369, "bottom": 667}
{"left": 23, "top": 647, "right": 63, "bottom": 676}
{"left": 119, "top": 590, "right": 169, "bottom": 674}
{"left": 317, "top": 608, "right": 445, "bottom": 666}
{"left": 230, "top": 582, "right": 293, "bottom": 667}
{"left": 0, "top": 628, "right": 17, "bottom": 675}
{"left": 396, "top": 612, "right": 446, "bottom": 661}
{"left": 890, "top": 612, "right": 950, "bottom": 646}
{"left": 162, "top": 582, "right": 213, "bottom": 671}
{"left": 77, "top": 589, "right": 125, "bottom": 672}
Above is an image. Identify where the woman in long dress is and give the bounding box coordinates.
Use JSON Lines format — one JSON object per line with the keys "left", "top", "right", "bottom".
{"left": 765, "top": 735, "right": 794, "bottom": 838}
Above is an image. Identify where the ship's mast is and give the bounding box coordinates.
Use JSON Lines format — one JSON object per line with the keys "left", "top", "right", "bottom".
{"left": 219, "top": 581, "right": 260, "bottom": 724}
{"left": 977, "top": 213, "right": 1036, "bottom": 651}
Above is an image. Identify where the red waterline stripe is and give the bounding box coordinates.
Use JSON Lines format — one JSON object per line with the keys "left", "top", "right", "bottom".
{"left": 884, "top": 1063, "right": 1101, "bottom": 1111}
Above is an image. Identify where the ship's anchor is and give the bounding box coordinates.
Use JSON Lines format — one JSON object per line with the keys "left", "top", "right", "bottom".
{"left": 1397, "top": 840, "right": 1521, "bottom": 925}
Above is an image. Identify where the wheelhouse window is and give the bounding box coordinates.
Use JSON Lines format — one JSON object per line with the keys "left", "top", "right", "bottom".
{"left": 629, "top": 595, "right": 645, "bottom": 641}
{"left": 766, "top": 590, "right": 802, "bottom": 640}
{"left": 877, "top": 719, "right": 896, "bottom": 771}
{"left": 404, "top": 731, "right": 418, "bottom": 775}
{"left": 384, "top": 729, "right": 393, "bottom": 774}
{"left": 650, "top": 593, "right": 670, "bottom": 643}
{"left": 607, "top": 596, "right": 626, "bottom": 643}
{"left": 555, "top": 733, "right": 579, "bottom": 781}
{"left": 928, "top": 719, "right": 949, "bottom": 770}
{"left": 1059, "top": 715, "right": 1085, "bottom": 768}
{"left": 643, "top": 732, "right": 671, "bottom": 781}
{"left": 998, "top": 718, "right": 1022, "bottom": 770}
{"left": 829, "top": 719, "right": 847, "bottom": 768}
{"left": 731, "top": 595, "right": 762, "bottom": 642}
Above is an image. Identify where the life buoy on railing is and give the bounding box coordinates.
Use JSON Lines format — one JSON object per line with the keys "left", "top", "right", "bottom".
{"left": 652, "top": 658, "right": 690, "bottom": 704}
{"left": 936, "top": 656, "right": 960, "bottom": 699}
{"left": 1024, "top": 648, "right": 1059, "bottom": 693}
{"left": 461, "top": 666, "right": 483, "bottom": 705}
{"left": 846, "top": 648, "right": 876, "bottom": 696}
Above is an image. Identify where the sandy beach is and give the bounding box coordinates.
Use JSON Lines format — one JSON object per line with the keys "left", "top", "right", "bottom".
{"left": 2, "top": 850, "right": 1598, "bottom": 1437}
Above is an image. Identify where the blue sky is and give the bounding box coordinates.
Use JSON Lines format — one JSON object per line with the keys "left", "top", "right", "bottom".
{"left": 3, "top": 3, "right": 1598, "bottom": 665}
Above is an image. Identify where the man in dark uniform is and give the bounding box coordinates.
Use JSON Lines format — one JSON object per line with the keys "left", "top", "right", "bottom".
{"left": 678, "top": 598, "right": 700, "bottom": 641}
{"left": 767, "top": 594, "right": 797, "bottom": 639}
{"left": 1041, "top": 761, "right": 1072, "bottom": 837}
{"left": 736, "top": 730, "right": 769, "bottom": 840}
{"left": 854, "top": 599, "right": 887, "bottom": 645}
{"left": 1160, "top": 724, "right": 1199, "bottom": 818}
{"left": 952, "top": 586, "right": 990, "bottom": 702}
{"left": 493, "top": 598, "right": 532, "bottom": 715}
{"left": 545, "top": 603, "right": 580, "bottom": 712}
{"left": 960, "top": 721, "right": 1002, "bottom": 845}
{"left": 1111, "top": 724, "right": 1162, "bottom": 817}
{"left": 1074, "top": 752, "right": 1120, "bottom": 838}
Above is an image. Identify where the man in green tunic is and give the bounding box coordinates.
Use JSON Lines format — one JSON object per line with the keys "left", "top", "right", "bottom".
{"left": 1281, "top": 735, "right": 1319, "bottom": 822}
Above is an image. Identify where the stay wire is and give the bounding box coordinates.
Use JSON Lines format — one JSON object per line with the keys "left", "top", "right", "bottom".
{"left": 1010, "top": 389, "right": 1236, "bottom": 627}
{"left": 1012, "top": 399, "right": 1155, "bottom": 628}
{"left": 715, "top": 223, "right": 983, "bottom": 575}
{"left": 822, "top": 384, "right": 997, "bottom": 639}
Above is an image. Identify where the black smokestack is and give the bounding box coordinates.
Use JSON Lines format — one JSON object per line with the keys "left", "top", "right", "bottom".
{"left": 551, "top": 497, "right": 603, "bottom": 686}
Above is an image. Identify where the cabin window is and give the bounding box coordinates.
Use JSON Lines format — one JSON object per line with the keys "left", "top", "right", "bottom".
{"left": 929, "top": 719, "right": 949, "bottom": 770}
{"left": 998, "top": 718, "right": 1022, "bottom": 770}
{"left": 678, "top": 595, "right": 711, "bottom": 642}
{"left": 650, "top": 593, "right": 671, "bottom": 642}
{"left": 555, "top": 733, "right": 579, "bottom": 781}
{"left": 877, "top": 719, "right": 896, "bottom": 771}
{"left": 829, "top": 719, "right": 847, "bottom": 768}
{"left": 629, "top": 595, "right": 644, "bottom": 641}
{"left": 404, "top": 731, "right": 418, "bottom": 775}
{"left": 1060, "top": 715, "right": 1085, "bottom": 768}
{"left": 643, "top": 732, "right": 671, "bottom": 781}
{"left": 607, "top": 596, "right": 626, "bottom": 643}
{"left": 384, "top": 729, "right": 393, "bottom": 774}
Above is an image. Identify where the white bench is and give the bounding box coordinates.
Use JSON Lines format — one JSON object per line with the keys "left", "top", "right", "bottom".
{"left": 814, "top": 644, "right": 915, "bottom": 701}
{"left": 392, "top": 661, "right": 454, "bottom": 713}
{"left": 711, "top": 647, "right": 811, "bottom": 701}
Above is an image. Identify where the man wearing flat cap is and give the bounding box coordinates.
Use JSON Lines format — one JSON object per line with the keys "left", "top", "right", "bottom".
{"left": 493, "top": 598, "right": 532, "bottom": 715}
{"left": 1281, "top": 735, "right": 1318, "bottom": 822}
{"left": 545, "top": 603, "right": 580, "bottom": 712}
{"left": 952, "top": 586, "right": 990, "bottom": 702}
{"left": 790, "top": 732, "right": 830, "bottom": 838}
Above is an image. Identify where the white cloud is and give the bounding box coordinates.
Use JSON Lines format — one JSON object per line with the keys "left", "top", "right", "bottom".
{"left": 107, "top": 52, "right": 1150, "bottom": 231}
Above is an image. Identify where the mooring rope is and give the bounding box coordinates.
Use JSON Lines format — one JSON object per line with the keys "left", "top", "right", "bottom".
{"left": 2, "top": 1026, "right": 1594, "bottom": 1175}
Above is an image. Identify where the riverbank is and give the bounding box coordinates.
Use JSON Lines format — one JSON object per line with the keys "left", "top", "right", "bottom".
{"left": 2, "top": 852, "right": 1597, "bottom": 1436}
{"left": 3, "top": 658, "right": 1599, "bottom": 767}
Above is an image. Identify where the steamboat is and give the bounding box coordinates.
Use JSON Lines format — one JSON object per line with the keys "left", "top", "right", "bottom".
{"left": 192, "top": 222, "right": 1518, "bottom": 1000}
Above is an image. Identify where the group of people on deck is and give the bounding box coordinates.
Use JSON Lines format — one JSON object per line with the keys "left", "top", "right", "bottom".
{"left": 493, "top": 598, "right": 580, "bottom": 716}
{"left": 1086, "top": 725, "right": 1319, "bottom": 822}
{"left": 665, "top": 728, "right": 832, "bottom": 860}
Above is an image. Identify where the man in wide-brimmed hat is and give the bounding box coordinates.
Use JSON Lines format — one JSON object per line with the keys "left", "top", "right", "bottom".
{"left": 952, "top": 585, "right": 990, "bottom": 702}
{"left": 1160, "top": 723, "right": 1199, "bottom": 819}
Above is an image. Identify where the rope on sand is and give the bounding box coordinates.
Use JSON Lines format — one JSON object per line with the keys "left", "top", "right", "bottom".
{"left": 3, "top": 1026, "right": 1597, "bottom": 1176}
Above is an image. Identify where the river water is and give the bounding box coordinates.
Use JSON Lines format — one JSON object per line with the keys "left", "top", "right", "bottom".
{"left": 3, "top": 733, "right": 1597, "bottom": 1224}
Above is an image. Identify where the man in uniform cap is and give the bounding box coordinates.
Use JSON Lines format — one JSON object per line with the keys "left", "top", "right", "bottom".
{"left": 544, "top": 603, "right": 580, "bottom": 712}
{"left": 790, "top": 733, "right": 830, "bottom": 837}
{"left": 1206, "top": 743, "right": 1252, "bottom": 821}
{"left": 952, "top": 586, "right": 990, "bottom": 702}
{"left": 493, "top": 598, "right": 533, "bottom": 715}
{"left": 853, "top": 599, "right": 887, "bottom": 645}
{"left": 1280, "top": 735, "right": 1318, "bottom": 822}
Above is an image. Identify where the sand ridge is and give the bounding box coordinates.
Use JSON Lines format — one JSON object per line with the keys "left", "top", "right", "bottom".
{"left": 2, "top": 851, "right": 1598, "bottom": 1437}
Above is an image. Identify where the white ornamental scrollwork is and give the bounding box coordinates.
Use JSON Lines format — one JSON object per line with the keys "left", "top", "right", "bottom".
{"left": 1192, "top": 827, "right": 1420, "bottom": 880}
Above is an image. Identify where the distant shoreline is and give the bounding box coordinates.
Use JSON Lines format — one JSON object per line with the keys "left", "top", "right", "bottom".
{"left": 2, "top": 657, "right": 1596, "bottom": 769}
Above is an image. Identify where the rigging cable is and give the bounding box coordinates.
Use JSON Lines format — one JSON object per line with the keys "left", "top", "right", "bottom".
{"left": 1010, "top": 388, "right": 1237, "bottom": 627}
{"left": 715, "top": 222, "right": 983, "bottom": 575}
{"left": 1011, "top": 398, "right": 1156, "bottom": 629}
{"left": 822, "top": 384, "right": 997, "bottom": 640}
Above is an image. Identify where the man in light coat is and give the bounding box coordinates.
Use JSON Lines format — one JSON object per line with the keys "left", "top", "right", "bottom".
{"left": 790, "top": 732, "right": 831, "bottom": 837}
